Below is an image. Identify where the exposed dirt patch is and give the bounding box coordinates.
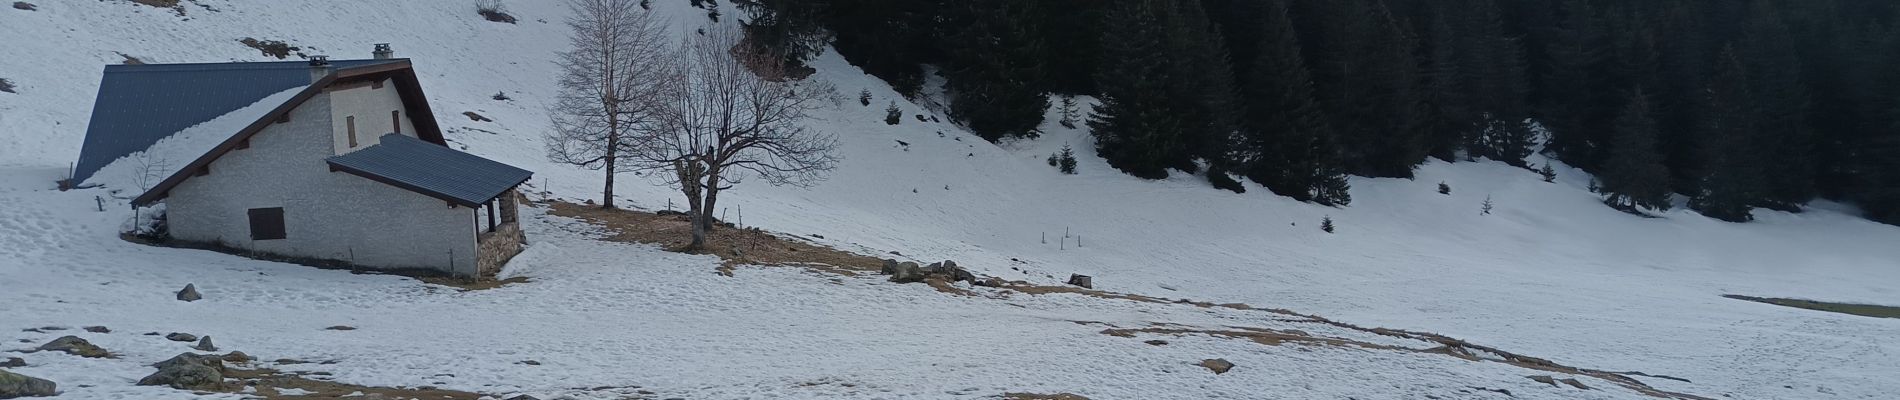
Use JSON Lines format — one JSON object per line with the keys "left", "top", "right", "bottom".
{"left": 238, "top": 37, "right": 303, "bottom": 60}
{"left": 1003, "top": 393, "right": 1090, "bottom": 400}
{"left": 1724, "top": 294, "right": 1900, "bottom": 319}
{"left": 548, "top": 201, "right": 885, "bottom": 277}
{"left": 221, "top": 367, "right": 485, "bottom": 399}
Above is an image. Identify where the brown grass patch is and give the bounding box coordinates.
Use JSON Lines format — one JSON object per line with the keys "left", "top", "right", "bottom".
{"left": 1003, "top": 393, "right": 1090, "bottom": 400}
{"left": 220, "top": 367, "right": 486, "bottom": 399}
{"left": 549, "top": 201, "right": 884, "bottom": 276}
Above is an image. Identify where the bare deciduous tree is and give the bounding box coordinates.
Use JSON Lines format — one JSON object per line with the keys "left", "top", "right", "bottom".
{"left": 634, "top": 25, "right": 840, "bottom": 250}
{"left": 546, "top": 0, "right": 667, "bottom": 208}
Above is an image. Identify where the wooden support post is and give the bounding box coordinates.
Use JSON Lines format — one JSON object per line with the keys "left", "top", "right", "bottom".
{"left": 486, "top": 200, "right": 497, "bottom": 233}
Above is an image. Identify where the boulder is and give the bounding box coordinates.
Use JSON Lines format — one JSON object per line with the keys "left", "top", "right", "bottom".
{"left": 164, "top": 333, "right": 196, "bottom": 342}
{"left": 193, "top": 336, "right": 216, "bottom": 352}
{"left": 505, "top": 395, "right": 541, "bottom": 400}
{"left": 1199, "top": 358, "right": 1235, "bottom": 374}
{"left": 35, "top": 336, "right": 108, "bottom": 358}
{"left": 1526, "top": 375, "right": 1558, "bottom": 387}
{"left": 974, "top": 277, "right": 1007, "bottom": 288}
{"left": 1558, "top": 378, "right": 1591, "bottom": 390}
{"left": 925, "top": 262, "right": 944, "bottom": 274}
{"left": 151, "top": 353, "right": 224, "bottom": 371}
{"left": 0, "top": 357, "right": 23, "bottom": 368}
{"left": 0, "top": 370, "right": 57, "bottom": 398}
{"left": 141, "top": 353, "right": 225, "bottom": 390}
{"left": 137, "top": 363, "right": 222, "bottom": 390}
{"left": 176, "top": 284, "right": 201, "bottom": 302}
{"left": 1067, "top": 274, "right": 1093, "bottom": 289}
{"left": 324, "top": 326, "right": 356, "bottom": 331}
{"left": 949, "top": 267, "right": 976, "bottom": 282}
{"left": 879, "top": 259, "right": 900, "bottom": 275}
{"left": 221, "top": 351, "right": 250, "bottom": 363}
{"left": 888, "top": 262, "right": 925, "bottom": 284}
{"left": 82, "top": 326, "right": 109, "bottom": 334}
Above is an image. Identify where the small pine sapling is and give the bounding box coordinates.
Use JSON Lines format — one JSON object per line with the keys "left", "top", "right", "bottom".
{"left": 859, "top": 88, "right": 872, "bottom": 106}
{"left": 1321, "top": 216, "right": 1335, "bottom": 233}
{"left": 1539, "top": 163, "right": 1557, "bottom": 183}
{"left": 1058, "top": 96, "right": 1079, "bottom": 129}
{"left": 1047, "top": 153, "right": 1060, "bottom": 167}
{"left": 884, "top": 101, "right": 902, "bottom": 125}
{"left": 1438, "top": 181, "right": 1451, "bottom": 195}
{"left": 1058, "top": 144, "right": 1077, "bottom": 174}
{"left": 1481, "top": 195, "right": 1494, "bottom": 215}
{"left": 492, "top": 91, "right": 510, "bottom": 101}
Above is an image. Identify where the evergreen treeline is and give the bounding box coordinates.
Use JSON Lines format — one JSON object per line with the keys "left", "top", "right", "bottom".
{"left": 736, "top": 0, "right": 1900, "bottom": 225}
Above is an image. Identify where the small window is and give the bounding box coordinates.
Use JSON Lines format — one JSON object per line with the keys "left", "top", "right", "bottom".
{"left": 346, "top": 116, "right": 357, "bottom": 148}
{"left": 371, "top": 80, "right": 384, "bottom": 89}
{"left": 247, "top": 207, "right": 285, "bottom": 240}
{"left": 392, "top": 110, "right": 402, "bottom": 134}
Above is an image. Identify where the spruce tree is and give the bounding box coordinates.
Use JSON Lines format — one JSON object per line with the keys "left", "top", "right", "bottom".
{"left": 941, "top": 0, "right": 1050, "bottom": 141}
{"left": 1537, "top": 0, "right": 1605, "bottom": 167}
{"left": 1739, "top": 0, "right": 1816, "bottom": 211}
{"left": 1598, "top": 90, "right": 1672, "bottom": 212}
{"left": 1236, "top": 0, "right": 1348, "bottom": 205}
{"left": 1690, "top": 46, "right": 1764, "bottom": 222}
{"left": 1309, "top": 0, "right": 1425, "bottom": 178}
{"left": 1088, "top": 0, "right": 1192, "bottom": 179}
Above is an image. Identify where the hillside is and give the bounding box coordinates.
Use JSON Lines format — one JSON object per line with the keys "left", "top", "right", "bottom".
{"left": 3, "top": 1, "right": 1899, "bottom": 399}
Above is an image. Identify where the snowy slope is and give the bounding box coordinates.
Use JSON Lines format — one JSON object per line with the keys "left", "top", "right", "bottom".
{"left": 3, "top": 1, "right": 1899, "bottom": 399}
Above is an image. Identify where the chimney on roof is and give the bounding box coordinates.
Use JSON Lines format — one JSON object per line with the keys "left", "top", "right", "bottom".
{"left": 309, "top": 55, "right": 331, "bottom": 82}
{"left": 373, "top": 43, "right": 394, "bottom": 60}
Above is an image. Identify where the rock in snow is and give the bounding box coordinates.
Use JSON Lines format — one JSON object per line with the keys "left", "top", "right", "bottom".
{"left": 176, "top": 283, "right": 201, "bottom": 302}
{"left": 81, "top": 326, "right": 109, "bottom": 334}
{"left": 1067, "top": 274, "right": 1093, "bottom": 289}
{"left": 139, "top": 353, "right": 225, "bottom": 390}
{"left": 1200, "top": 358, "right": 1235, "bottom": 374}
{"left": 193, "top": 336, "right": 216, "bottom": 352}
{"left": 0, "top": 357, "right": 23, "bottom": 368}
{"left": 0, "top": 370, "right": 57, "bottom": 398}
{"left": 1527, "top": 375, "right": 1558, "bottom": 387}
{"left": 221, "top": 351, "right": 250, "bottom": 363}
{"left": 164, "top": 333, "right": 196, "bottom": 342}
{"left": 35, "top": 336, "right": 107, "bottom": 358}
{"left": 880, "top": 259, "right": 900, "bottom": 275}
{"left": 888, "top": 262, "right": 925, "bottom": 283}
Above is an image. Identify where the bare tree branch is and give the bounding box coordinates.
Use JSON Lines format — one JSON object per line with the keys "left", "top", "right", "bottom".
{"left": 546, "top": 0, "right": 668, "bottom": 208}
{"left": 630, "top": 24, "right": 840, "bottom": 250}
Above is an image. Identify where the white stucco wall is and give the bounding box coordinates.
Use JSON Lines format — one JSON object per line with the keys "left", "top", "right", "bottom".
{"left": 328, "top": 78, "right": 417, "bottom": 155}
{"left": 165, "top": 88, "right": 480, "bottom": 276}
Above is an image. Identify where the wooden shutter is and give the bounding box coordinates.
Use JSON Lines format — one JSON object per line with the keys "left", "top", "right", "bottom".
{"left": 248, "top": 207, "right": 286, "bottom": 240}
{"left": 392, "top": 110, "right": 402, "bottom": 134}
{"left": 347, "top": 116, "right": 357, "bottom": 148}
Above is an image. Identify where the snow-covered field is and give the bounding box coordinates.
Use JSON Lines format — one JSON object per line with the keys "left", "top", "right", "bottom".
{"left": 4, "top": 1, "right": 1899, "bottom": 399}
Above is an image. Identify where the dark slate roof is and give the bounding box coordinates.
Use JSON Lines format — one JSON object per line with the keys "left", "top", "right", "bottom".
{"left": 327, "top": 134, "right": 532, "bottom": 207}
{"left": 74, "top": 59, "right": 406, "bottom": 184}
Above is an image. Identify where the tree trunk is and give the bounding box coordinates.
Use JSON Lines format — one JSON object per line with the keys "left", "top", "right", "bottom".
{"left": 699, "top": 168, "right": 723, "bottom": 234}
{"left": 602, "top": 130, "right": 617, "bottom": 208}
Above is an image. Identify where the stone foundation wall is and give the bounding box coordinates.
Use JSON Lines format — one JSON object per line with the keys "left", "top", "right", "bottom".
{"left": 475, "top": 221, "right": 523, "bottom": 278}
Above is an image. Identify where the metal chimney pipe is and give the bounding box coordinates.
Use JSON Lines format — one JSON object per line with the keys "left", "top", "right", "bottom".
{"left": 373, "top": 43, "right": 394, "bottom": 60}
